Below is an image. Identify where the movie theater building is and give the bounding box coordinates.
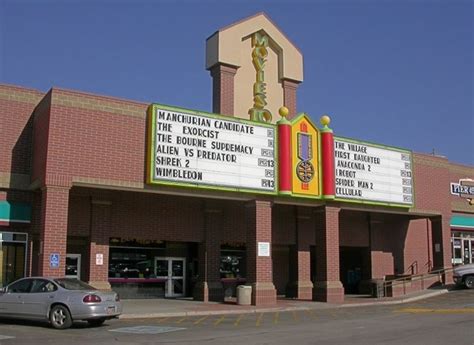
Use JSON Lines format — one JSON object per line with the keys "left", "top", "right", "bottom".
{"left": 1, "top": 13, "right": 473, "bottom": 305}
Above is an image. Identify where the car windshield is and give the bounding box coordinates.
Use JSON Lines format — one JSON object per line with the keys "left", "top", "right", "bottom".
{"left": 54, "top": 278, "right": 96, "bottom": 291}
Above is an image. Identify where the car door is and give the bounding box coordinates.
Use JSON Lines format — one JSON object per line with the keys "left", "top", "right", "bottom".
{"left": 0, "top": 278, "right": 33, "bottom": 317}
{"left": 22, "top": 279, "right": 57, "bottom": 319}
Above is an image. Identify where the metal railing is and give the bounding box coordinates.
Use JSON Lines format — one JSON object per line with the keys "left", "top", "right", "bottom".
{"left": 377, "top": 266, "right": 453, "bottom": 298}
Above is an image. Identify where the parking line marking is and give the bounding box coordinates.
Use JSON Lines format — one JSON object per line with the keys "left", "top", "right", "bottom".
{"left": 291, "top": 310, "right": 299, "bottom": 322}
{"left": 176, "top": 316, "right": 187, "bottom": 324}
{"left": 234, "top": 314, "right": 244, "bottom": 326}
{"left": 256, "top": 312, "right": 264, "bottom": 327}
{"left": 273, "top": 311, "right": 279, "bottom": 324}
{"left": 396, "top": 308, "right": 474, "bottom": 314}
{"left": 214, "top": 315, "right": 226, "bottom": 326}
{"left": 193, "top": 315, "right": 209, "bottom": 325}
{"left": 0, "top": 335, "right": 14, "bottom": 340}
{"left": 157, "top": 317, "right": 170, "bottom": 324}
{"left": 305, "top": 309, "right": 317, "bottom": 320}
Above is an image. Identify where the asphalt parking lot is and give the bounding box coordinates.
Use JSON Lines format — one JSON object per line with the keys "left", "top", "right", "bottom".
{"left": 0, "top": 288, "right": 472, "bottom": 345}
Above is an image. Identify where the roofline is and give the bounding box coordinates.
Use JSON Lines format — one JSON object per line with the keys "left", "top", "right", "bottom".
{"left": 206, "top": 12, "right": 302, "bottom": 55}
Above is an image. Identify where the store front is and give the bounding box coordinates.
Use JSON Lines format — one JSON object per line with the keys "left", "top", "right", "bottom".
{"left": 0, "top": 232, "right": 28, "bottom": 287}
{"left": 451, "top": 233, "right": 474, "bottom": 265}
{"left": 107, "top": 239, "right": 197, "bottom": 299}
{"left": 451, "top": 215, "right": 474, "bottom": 265}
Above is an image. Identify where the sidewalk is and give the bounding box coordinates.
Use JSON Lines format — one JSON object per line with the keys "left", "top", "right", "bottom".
{"left": 119, "top": 287, "right": 450, "bottom": 319}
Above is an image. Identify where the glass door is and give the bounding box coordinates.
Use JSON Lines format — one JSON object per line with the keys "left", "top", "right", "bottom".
{"left": 471, "top": 240, "right": 474, "bottom": 264}
{"left": 65, "top": 254, "right": 81, "bottom": 279}
{"left": 0, "top": 242, "right": 26, "bottom": 287}
{"left": 154, "top": 257, "right": 186, "bottom": 298}
{"left": 170, "top": 258, "right": 185, "bottom": 297}
{"left": 463, "top": 239, "right": 473, "bottom": 264}
{"left": 452, "top": 238, "right": 462, "bottom": 265}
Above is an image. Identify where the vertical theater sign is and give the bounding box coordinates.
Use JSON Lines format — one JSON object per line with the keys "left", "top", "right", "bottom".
{"left": 249, "top": 32, "right": 273, "bottom": 123}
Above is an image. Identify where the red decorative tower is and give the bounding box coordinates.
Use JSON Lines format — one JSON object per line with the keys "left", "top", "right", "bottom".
{"left": 277, "top": 106, "right": 292, "bottom": 194}
{"left": 320, "top": 115, "right": 335, "bottom": 198}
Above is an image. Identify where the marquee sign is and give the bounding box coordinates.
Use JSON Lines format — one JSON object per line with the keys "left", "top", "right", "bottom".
{"left": 334, "top": 137, "right": 413, "bottom": 206}
{"left": 147, "top": 104, "right": 276, "bottom": 193}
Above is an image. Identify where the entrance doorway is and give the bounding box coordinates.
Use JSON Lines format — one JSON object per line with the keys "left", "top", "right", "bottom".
{"left": 0, "top": 232, "right": 28, "bottom": 287}
{"left": 65, "top": 254, "right": 81, "bottom": 279}
{"left": 452, "top": 237, "right": 474, "bottom": 265}
{"left": 339, "top": 246, "right": 370, "bottom": 294}
{"left": 154, "top": 257, "right": 186, "bottom": 297}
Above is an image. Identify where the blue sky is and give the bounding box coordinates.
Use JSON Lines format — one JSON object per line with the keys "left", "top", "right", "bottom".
{"left": 1, "top": 0, "right": 472, "bottom": 165}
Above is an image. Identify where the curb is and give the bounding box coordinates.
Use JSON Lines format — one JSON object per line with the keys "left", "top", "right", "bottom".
{"left": 339, "top": 289, "right": 449, "bottom": 308}
{"left": 119, "top": 289, "right": 450, "bottom": 319}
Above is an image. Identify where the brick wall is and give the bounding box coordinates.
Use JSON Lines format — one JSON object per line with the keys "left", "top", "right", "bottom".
{"left": 282, "top": 79, "right": 299, "bottom": 119}
{"left": 210, "top": 64, "right": 238, "bottom": 116}
{"left": 0, "top": 85, "right": 42, "bottom": 176}
{"left": 339, "top": 210, "right": 369, "bottom": 247}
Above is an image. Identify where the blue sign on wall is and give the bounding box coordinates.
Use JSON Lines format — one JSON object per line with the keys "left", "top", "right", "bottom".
{"left": 50, "top": 253, "right": 60, "bottom": 268}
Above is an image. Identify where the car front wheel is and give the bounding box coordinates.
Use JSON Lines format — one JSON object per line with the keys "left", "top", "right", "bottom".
{"left": 87, "top": 318, "right": 106, "bottom": 327}
{"left": 50, "top": 305, "right": 73, "bottom": 329}
{"left": 465, "top": 276, "right": 474, "bottom": 289}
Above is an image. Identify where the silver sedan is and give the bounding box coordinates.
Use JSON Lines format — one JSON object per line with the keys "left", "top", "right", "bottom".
{"left": 0, "top": 277, "right": 122, "bottom": 329}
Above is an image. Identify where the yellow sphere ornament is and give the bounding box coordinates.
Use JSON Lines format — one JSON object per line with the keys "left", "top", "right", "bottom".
{"left": 279, "top": 106, "right": 289, "bottom": 118}
{"left": 320, "top": 114, "right": 331, "bottom": 127}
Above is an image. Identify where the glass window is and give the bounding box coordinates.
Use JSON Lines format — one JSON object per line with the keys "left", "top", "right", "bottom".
{"left": 54, "top": 278, "right": 95, "bottom": 290}
{"left": 8, "top": 278, "right": 32, "bottom": 293}
{"left": 220, "top": 246, "right": 246, "bottom": 279}
{"left": 109, "top": 247, "right": 159, "bottom": 279}
{"left": 31, "top": 279, "right": 57, "bottom": 293}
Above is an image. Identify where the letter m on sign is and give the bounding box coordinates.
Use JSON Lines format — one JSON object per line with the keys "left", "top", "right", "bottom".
{"left": 252, "top": 32, "right": 268, "bottom": 47}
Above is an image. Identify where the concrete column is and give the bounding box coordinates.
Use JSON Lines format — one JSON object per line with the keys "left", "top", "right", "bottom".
{"left": 38, "top": 186, "right": 70, "bottom": 277}
{"left": 88, "top": 199, "right": 112, "bottom": 290}
{"left": 287, "top": 207, "right": 313, "bottom": 299}
{"left": 246, "top": 200, "right": 276, "bottom": 305}
{"left": 210, "top": 64, "right": 238, "bottom": 116}
{"left": 313, "top": 206, "right": 344, "bottom": 303}
{"left": 431, "top": 215, "right": 453, "bottom": 283}
{"left": 193, "top": 202, "right": 224, "bottom": 302}
{"left": 282, "top": 79, "right": 299, "bottom": 120}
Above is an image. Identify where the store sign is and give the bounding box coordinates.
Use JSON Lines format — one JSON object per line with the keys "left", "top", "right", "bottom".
{"left": 334, "top": 137, "right": 413, "bottom": 206}
{"left": 451, "top": 180, "right": 474, "bottom": 198}
{"left": 147, "top": 105, "right": 276, "bottom": 193}
{"left": 248, "top": 32, "right": 272, "bottom": 123}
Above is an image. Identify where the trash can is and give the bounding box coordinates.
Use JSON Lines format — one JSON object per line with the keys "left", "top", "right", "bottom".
{"left": 236, "top": 285, "right": 252, "bottom": 305}
{"left": 371, "top": 280, "right": 385, "bottom": 298}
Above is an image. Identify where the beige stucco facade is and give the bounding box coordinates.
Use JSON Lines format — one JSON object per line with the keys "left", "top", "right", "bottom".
{"left": 206, "top": 13, "right": 303, "bottom": 122}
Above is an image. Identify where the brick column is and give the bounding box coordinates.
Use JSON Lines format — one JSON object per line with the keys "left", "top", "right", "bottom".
{"left": 210, "top": 64, "right": 238, "bottom": 116}
{"left": 431, "top": 215, "right": 453, "bottom": 283}
{"left": 193, "top": 202, "right": 224, "bottom": 302}
{"left": 282, "top": 79, "right": 300, "bottom": 120}
{"left": 313, "top": 206, "right": 344, "bottom": 303}
{"left": 88, "top": 200, "right": 112, "bottom": 290}
{"left": 287, "top": 207, "right": 313, "bottom": 299}
{"left": 38, "top": 186, "right": 70, "bottom": 277}
{"left": 246, "top": 200, "right": 276, "bottom": 305}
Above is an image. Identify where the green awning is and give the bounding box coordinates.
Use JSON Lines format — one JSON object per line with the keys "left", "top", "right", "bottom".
{"left": 0, "top": 201, "right": 31, "bottom": 223}
{"left": 451, "top": 215, "right": 474, "bottom": 229}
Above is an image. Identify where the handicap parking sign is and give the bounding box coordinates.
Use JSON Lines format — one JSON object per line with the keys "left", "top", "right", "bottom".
{"left": 50, "top": 253, "right": 60, "bottom": 268}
